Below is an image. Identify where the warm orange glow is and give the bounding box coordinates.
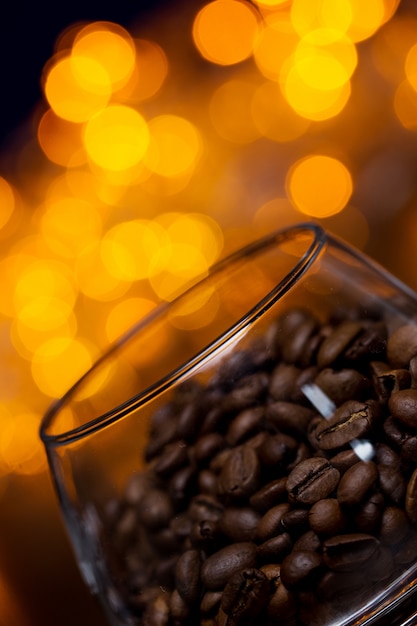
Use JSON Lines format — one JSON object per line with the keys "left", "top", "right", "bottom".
{"left": 13, "top": 259, "right": 77, "bottom": 315}
{"left": 290, "top": 0, "right": 352, "bottom": 37}
{"left": 0, "top": 410, "right": 46, "bottom": 475}
{"left": 405, "top": 42, "right": 417, "bottom": 92}
{"left": 209, "top": 79, "right": 260, "bottom": 144}
{"left": 31, "top": 337, "right": 95, "bottom": 398}
{"left": 394, "top": 79, "right": 417, "bottom": 130}
{"left": 144, "top": 115, "right": 202, "bottom": 177}
{"left": 0, "top": 177, "right": 15, "bottom": 230}
{"left": 193, "top": 0, "right": 260, "bottom": 66}
{"left": 287, "top": 154, "right": 353, "bottom": 217}
{"left": 371, "top": 16, "right": 417, "bottom": 84}
{"left": 251, "top": 80, "right": 311, "bottom": 142}
{"left": 44, "top": 54, "right": 112, "bottom": 122}
{"left": 83, "top": 105, "right": 149, "bottom": 171}
{"left": 345, "top": 0, "right": 386, "bottom": 42}
{"left": 37, "top": 109, "right": 86, "bottom": 167}
{"left": 253, "top": 14, "right": 299, "bottom": 82}
{"left": 75, "top": 242, "right": 130, "bottom": 301}
{"left": 105, "top": 297, "right": 156, "bottom": 342}
{"left": 118, "top": 39, "right": 169, "bottom": 102}
{"left": 72, "top": 22, "right": 136, "bottom": 90}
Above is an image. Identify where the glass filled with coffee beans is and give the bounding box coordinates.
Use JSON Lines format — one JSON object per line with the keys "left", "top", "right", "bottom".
{"left": 40, "top": 222, "right": 417, "bottom": 626}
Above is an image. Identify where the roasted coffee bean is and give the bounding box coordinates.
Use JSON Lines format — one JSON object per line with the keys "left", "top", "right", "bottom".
{"left": 220, "top": 568, "right": 270, "bottom": 624}
{"left": 223, "top": 372, "right": 269, "bottom": 411}
{"left": 287, "top": 457, "right": 340, "bottom": 505}
{"left": 198, "top": 469, "right": 218, "bottom": 495}
{"left": 175, "top": 549, "right": 202, "bottom": 604}
{"left": 387, "top": 324, "right": 417, "bottom": 368}
{"left": 249, "top": 477, "right": 288, "bottom": 512}
{"left": 375, "top": 368, "right": 411, "bottom": 399}
{"left": 344, "top": 321, "right": 387, "bottom": 363}
{"left": 137, "top": 489, "right": 174, "bottom": 530}
{"left": 406, "top": 468, "right": 417, "bottom": 523}
{"left": 153, "top": 439, "right": 188, "bottom": 478}
{"left": 329, "top": 449, "right": 359, "bottom": 473}
{"left": 218, "top": 446, "right": 260, "bottom": 501}
{"left": 374, "top": 442, "right": 401, "bottom": 467}
{"left": 309, "top": 499, "right": 346, "bottom": 536}
{"left": 219, "top": 507, "right": 261, "bottom": 542}
{"left": 269, "top": 364, "right": 301, "bottom": 401}
{"left": 323, "top": 533, "right": 379, "bottom": 572}
{"left": 388, "top": 389, "right": 417, "bottom": 429}
{"left": 226, "top": 407, "right": 264, "bottom": 446}
{"left": 194, "top": 433, "right": 227, "bottom": 465}
{"left": 337, "top": 461, "right": 378, "bottom": 507}
{"left": 189, "top": 494, "right": 224, "bottom": 523}
{"left": 201, "top": 543, "right": 257, "bottom": 590}
{"left": 379, "top": 506, "right": 410, "bottom": 546}
{"left": 170, "top": 589, "right": 192, "bottom": 622}
{"left": 281, "top": 314, "right": 319, "bottom": 365}
{"left": 257, "top": 503, "right": 290, "bottom": 541}
{"left": 266, "top": 401, "right": 315, "bottom": 438}
{"left": 378, "top": 463, "right": 406, "bottom": 505}
{"left": 280, "top": 549, "right": 323, "bottom": 590}
{"left": 266, "top": 582, "right": 297, "bottom": 621}
{"left": 176, "top": 403, "right": 202, "bottom": 440}
{"left": 169, "top": 465, "right": 198, "bottom": 503}
{"left": 292, "top": 530, "right": 321, "bottom": 553}
{"left": 281, "top": 508, "right": 310, "bottom": 537}
{"left": 190, "top": 519, "right": 221, "bottom": 551}
{"left": 256, "top": 533, "right": 293, "bottom": 564}
{"left": 210, "top": 350, "right": 257, "bottom": 389}
{"left": 257, "top": 433, "right": 297, "bottom": 468}
{"left": 316, "top": 320, "right": 363, "bottom": 368}
{"left": 313, "top": 400, "right": 379, "bottom": 451}
{"left": 200, "top": 591, "right": 222, "bottom": 616}
{"left": 353, "top": 492, "right": 385, "bottom": 534}
{"left": 314, "top": 368, "right": 370, "bottom": 405}
{"left": 317, "top": 570, "right": 366, "bottom": 602}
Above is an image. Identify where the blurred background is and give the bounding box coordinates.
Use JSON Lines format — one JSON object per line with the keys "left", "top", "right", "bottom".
{"left": 2, "top": 0, "right": 417, "bottom": 624}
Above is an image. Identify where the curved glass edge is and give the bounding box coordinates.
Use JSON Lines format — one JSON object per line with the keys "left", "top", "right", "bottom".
{"left": 40, "top": 221, "right": 327, "bottom": 447}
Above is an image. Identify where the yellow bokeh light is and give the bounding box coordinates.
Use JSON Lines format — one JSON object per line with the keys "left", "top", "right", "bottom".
{"left": 287, "top": 154, "right": 353, "bottom": 217}
{"left": 40, "top": 196, "right": 102, "bottom": 259}
{"left": 37, "top": 109, "right": 86, "bottom": 167}
{"left": 144, "top": 115, "right": 202, "bottom": 178}
{"left": 371, "top": 16, "right": 417, "bottom": 85}
{"left": 83, "top": 105, "right": 149, "bottom": 171}
{"left": 0, "top": 177, "right": 15, "bottom": 230}
{"left": 253, "top": 14, "right": 299, "bottom": 82}
{"left": 44, "top": 54, "right": 112, "bottom": 122}
{"left": 251, "top": 80, "right": 311, "bottom": 142}
{"left": 75, "top": 242, "right": 131, "bottom": 302}
{"left": 345, "top": 0, "right": 386, "bottom": 42}
{"left": 283, "top": 58, "right": 351, "bottom": 120}
{"left": 290, "top": 0, "right": 352, "bottom": 37}
{"left": 209, "top": 79, "right": 260, "bottom": 144}
{"left": 0, "top": 411, "right": 46, "bottom": 475}
{"left": 72, "top": 22, "right": 136, "bottom": 90}
{"left": 101, "top": 219, "right": 169, "bottom": 282}
{"left": 16, "top": 297, "right": 74, "bottom": 333}
{"left": 11, "top": 314, "right": 77, "bottom": 362}
{"left": 192, "top": 0, "right": 260, "bottom": 66}
{"left": 118, "top": 39, "right": 169, "bottom": 102}
{"left": 13, "top": 259, "right": 77, "bottom": 315}
{"left": 394, "top": 79, "right": 417, "bottom": 131}
{"left": 405, "top": 43, "right": 417, "bottom": 93}
{"left": 31, "top": 336, "right": 94, "bottom": 398}
{"left": 105, "top": 297, "right": 156, "bottom": 343}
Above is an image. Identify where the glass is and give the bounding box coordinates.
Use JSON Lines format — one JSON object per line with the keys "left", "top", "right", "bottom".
{"left": 40, "top": 222, "right": 417, "bottom": 626}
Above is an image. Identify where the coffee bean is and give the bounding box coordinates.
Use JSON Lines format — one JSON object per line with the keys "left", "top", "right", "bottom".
{"left": 218, "top": 446, "right": 260, "bottom": 502}
{"left": 175, "top": 549, "right": 202, "bottom": 604}
{"left": 256, "top": 503, "right": 290, "bottom": 541}
{"left": 406, "top": 468, "right": 417, "bottom": 523}
{"left": 201, "top": 543, "right": 257, "bottom": 590}
{"left": 281, "top": 508, "right": 310, "bottom": 537}
{"left": 317, "top": 320, "right": 363, "bottom": 368}
{"left": 269, "top": 364, "right": 301, "bottom": 401}
{"left": 323, "top": 533, "right": 379, "bottom": 572}
{"left": 138, "top": 489, "right": 174, "bottom": 530}
{"left": 220, "top": 568, "right": 270, "bottom": 623}
{"left": 194, "top": 433, "right": 226, "bottom": 465}
{"left": 249, "top": 477, "right": 287, "bottom": 512}
{"left": 280, "top": 549, "right": 323, "bottom": 590}
{"left": 353, "top": 492, "right": 385, "bottom": 534}
{"left": 287, "top": 458, "right": 340, "bottom": 505}
{"left": 337, "top": 461, "right": 378, "bottom": 507}
{"left": 266, "top": 583, "right": 297, "bottom": 621}
{"left": 388, "top": 389, "right": 417, "bottom": 429}
{"left": 378, "top": 463, "right": 406, "bottom": 505}
{"left": 200, "top": 591, "right": 222, "bottom": 616}
{"left": 379, "top": 506, "right": 410, "bottom": 546}
{"left": 292, "top": 530, "right": 321, "bottom": 553}
{"left": 257, "top": 433, "right": 297, "bottom": 468}
{"left": 313, "top": 400, "right": 379, "bottom": 451}
{"left": 256, "top": 533, "right": 293, "bottom": 563}
{"left": 314, "top": 368, "right": 370, "bottom": 405}
{"left": 266, "top": 401, "right": 315, "bottom": 438}
{"left": 226, "top": 407, "right": 264, "bottom": 446}
{"left": 387, "top": 324, "right": 417, "bottom": 368}
{"left": 309, "top": 499, "right": 346, "bottom": 536}
{"left": 219, "top": 507, "right": 261, "bottom": 543}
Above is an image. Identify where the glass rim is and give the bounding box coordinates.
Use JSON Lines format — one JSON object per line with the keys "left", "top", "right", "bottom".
{"left": 40, "top": 221, "right": 327, "bottom": 447}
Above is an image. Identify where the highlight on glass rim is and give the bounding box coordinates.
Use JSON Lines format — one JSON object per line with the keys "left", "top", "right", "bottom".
{"left": 3, "top": 0, "right": 417, "bottom": 625}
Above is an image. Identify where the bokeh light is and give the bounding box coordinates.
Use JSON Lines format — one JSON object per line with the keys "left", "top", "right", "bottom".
{"left": 0, "top": 177, "right": 15, "bottom": 230}
{"left": 144, "top": 115, "right": 202, "bottom": 177}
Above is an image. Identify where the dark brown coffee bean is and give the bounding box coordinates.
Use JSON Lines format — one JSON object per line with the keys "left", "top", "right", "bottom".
{"left": 323, "top": 533, "right": 379, "bottom": 572}
{"left": 280, "top": 549, "right": 323, "bottom": 590}
{"left": 317, "top": 320, "right": 362, "bottom": 368}
{"left": 219, "top": 446, "right": 260, "bottom": 501}
{"left": 169, "top": 589, "right": 192, "bottom": 622}
{"left": 365, "top": 546, "right": 394, "bottom": 583}
{"left": 220, "top": 507, "right": 261, "bottom": 542}
{"left": 292, "top": 530, "right": 321, "bottom": 553}
{"left": 313, "top": 400, "right": 379, "bottom": 451}
{"left": 375, "top": 442, "right": 401, "bottom": 467}
{"left": 141, "top": 589, "right": 170, "bottom": 625}
{"left": 190, "top": 519, "right": 221, "bottom": 551}
{"left": 394, "top": 530, "right": 417, "bottom": 566}
{"left": 226, "top": 407, "right": 264, "bottom": 446}
{"left": 257, "top": 433, "right": 297, "bottom": 468}
{"left": 287, "top": 457, "right": 340, "bottom": 505}
{"left": 379, "top": 506, "right": 410, "bottom": 546}
{"left": 309, "top": 499, "right": 346, "bottom": 536}
{"left": 387, "top": 324, "right": 417, "bottom": 368}
{"left": 194, "top": 433, "right": 227, "bottom": 465}
{"left": 375, "top": 368, "right": 411, "bottom": 400}
{"left": 266, "top": 401, "right": 315, "bottom": 438}
{"left": 201, "top": 542, "right": 257, "bottom": 590}
{"left": 175, "top": 549, "right": 202, "bottom": 604}
{"left": 220, "top": 568, "right": 270, "bottom": 623}
{"left": 337, "top": 461, "right": 378, "bottom": 507}
{"left": 257, "top": 503, "right": 290, "bottom": 541}
{"left": 281, "top": 508, "right": 310, "bottom": 537}
{"left": 169, "top": 465, "right": 197, "bottom": 503}
{"left": 200, "top": 591, "right": 222, "bottom": 615}
{"left": 137, "top": 489, "right": 174, "bottom": 530}
{"left": 344, "top": 321, "right": 387, "bottom": 363}
{"left": 388, "top": 389, "right": 417, "bottom": 429}
{"left": 353, "top": 492, "right": 385, "bottom": 533}
{"left": 256, "top": 533, "right": 293, "bottom": 563}
{"left": 282, "top": 315, "right": 319, "bottom": 365}
{"left": 266, "top": 583, "right": 297, "bottom": 621}
{"left": 188, "top": 494, "right": 224, "bottom": 523}
{"left": 152, "top": 438, "right": 188, "bottom": 478}
{"left": 406, "top": 468, "right": 417, "bottom": 523}
{"left": 198, "top": 469, "right": 218, "bottom": 494}
{"left": 317, "top": 570, "right": 366, "bottom": 602}
{"left": 223, "top": 372, "right": 269, "bottom": 411}
{"left": 269, "top": 364, "right": 301, "bottom": 401}
{"left": 314, "top": 368, "right": 370, "bottom": 405}
{"left": 329, "top": 449, "right": 359, "bottom": 473}
{"left": 378, "top": 463, "right": 406, "bottom": 505}
{"left": 249, "top": 477, "right": 287, "bottom": 512}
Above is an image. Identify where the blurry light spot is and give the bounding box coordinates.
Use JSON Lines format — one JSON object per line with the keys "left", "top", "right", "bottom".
{"left": 105, "top": 297, "right": 156, "bottom": 343}
{"left": 290, "top": 0, "right": 352, "bottom": 37}
{"left": 144, "top": 115, "right": 202, "bottom": 178}
{"left": 13, "top": 259, "right": 77, "bottom": 314}
{"left": 101, "top": 219, "right": 169, "bottom": 282}
{"left": 17, "top": 297, "right": 73, "bottom": 332}
{"left": 251, "top": 80, "right": 310, "bottom": 142}
{"left": 0, "top": 177, "right": 15, "bottom": 229}
{"left": 37, "top": 109, "right": 87, "bottom": 167}
{"left": 209, "top": 79, "right": 260, "bottom": 144}
{"left": 40, "top": 196, "right": 102, "bottom": 258}
{"left": 11, "top": 315, "right": 77, "bottom": 362}
{"left": 193, "top": 0, "right": 260, "bottom": 66}
{"left": 345, "top": 0, "right": 386, "bottom": 42}
{"left": 72, "top": 23, "right": 136, "bottom": 90}
{"left": 371, "top": 16, "right": 417, "bottom": 84}
{"left": 118, "top": 39, "right": 169, "bottom": 102}
{"left": 394, "top": 79, "right": 417, "bottom": 130}
{"left": 83, "top": 105, "right": 149, "bottom": 171}
{"left": 253, "top": 14, "right": 298, "bottom": 81}
{"left": 0, "top": 412, "right": 46, "bottom": 475}
{"left": 287, "top": 154, "right": 353, "bottom": 217}
{"left": 44, "top": 54, "right": 112, "bottom": 122}
{"left": 31, "top": 337, "right": 94, "bottom": 398}
{"left": 75, "top": 242, "right": 130, "bottom": 301}
{"left": 405, "top": 43, "right": 417, "bottom": 93}
{"left": 252, "top": 197, "right": 302, "bottom": 236}
{"left": 320, "top": 205, "right": 370, "bottom": 250}
{"left": 168, "top": 286, "right": 220, "bottom": 330}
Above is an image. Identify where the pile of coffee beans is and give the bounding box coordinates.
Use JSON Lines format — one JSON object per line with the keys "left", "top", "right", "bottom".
{"left": 102, "top": 307, "right": 417, "bottom": 625}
